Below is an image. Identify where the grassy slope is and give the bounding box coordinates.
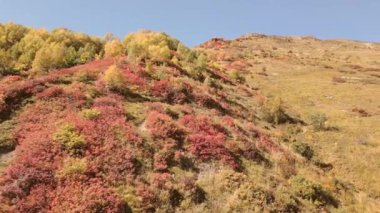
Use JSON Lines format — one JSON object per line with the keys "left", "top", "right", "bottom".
{"left": 199, "top": 35, "right": 380, "bottom": 211}
{"left": 0, "top": 31, "right": 379, "bottom": 212}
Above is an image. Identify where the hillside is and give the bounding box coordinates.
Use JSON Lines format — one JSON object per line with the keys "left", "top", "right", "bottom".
{"left": 0, "top": 24, "right": 379, "bottom": 212}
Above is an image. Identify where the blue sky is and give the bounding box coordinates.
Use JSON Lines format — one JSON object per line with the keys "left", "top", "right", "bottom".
{"left": 0, "top": 0, "right": 379, "bottom": 46}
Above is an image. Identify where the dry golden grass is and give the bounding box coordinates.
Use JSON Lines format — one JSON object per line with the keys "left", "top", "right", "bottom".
{"left": 200, "top": 34, "right": 380, "bottom": 211}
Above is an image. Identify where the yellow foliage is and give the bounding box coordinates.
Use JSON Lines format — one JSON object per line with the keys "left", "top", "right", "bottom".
{"left": 148, "top": 45, "right": 171, "bottom": 61}
{"left": 0, "top": 23, "right": 29, "bottom": 49}
{"left": 103, "top": 65, "right": 125, "bottom": 90}
{"left": 53, "top": 124, "right": 86, "bottom": 155}
{"left": 0, "top": 49, "right": 13, "bottom": 74}
{"left": 123, "top": 30, "right": 179, "bottom": 62}
{"left": 104, "top": 39, "right": 124, "bottom": 57}
{"left": 32, "top": 42, "right": 67, "bottom": 73}
{"left": 80, "top": 108, "right": 101, "bottom": 119}
{"left": 1, "top": 24, "right": 103, "bottom": 73}
{"left": 56, "top": 157, "right": 87, "bottom": 177}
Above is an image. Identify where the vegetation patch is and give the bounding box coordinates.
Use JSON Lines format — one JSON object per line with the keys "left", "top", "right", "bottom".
{"left": 0, "top": 120, "right": 16, "bottom": 152}
{"left": 56, "top": 157, "right": 87, "bottom": 177}
{"left": 80, "top": 108, "right": 101, "bottom": 120}
{"left": 292, "top": 141, "right": 314, "bottom": 160}
{"left": 53, "top": 123, "right": 86, "bottom": 155}
{"left": 290, "top": 177, "right": 339, "bottom": 207}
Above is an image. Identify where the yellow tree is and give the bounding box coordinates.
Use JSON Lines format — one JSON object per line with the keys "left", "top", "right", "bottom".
{"left": 104, "top": 39, "right": 124, "bottom": 58}
{"left": 32, "top": 42, "right": 66, "bottom": 73}
{"left": 0, "top": 49, "right": 14, "bottom": 75}
{"left": 103, "top": 65, "right": 125, "bottom": 91}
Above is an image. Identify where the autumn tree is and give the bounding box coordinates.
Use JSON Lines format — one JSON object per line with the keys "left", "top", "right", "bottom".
{"left": 12, "top": 29, "right": 49, "bottom": 70}
{"left": 104, "top": 39, "right": 124, "bottom": 58}
{"left": 0, "top": 23, "right": 29, "bottom": 49}
{"left": 0, "top": 24, "right": 104, "bottom": 74}
{"left": 103, "top": 65, "right": 126, "bottom": 91}
{"left": 32, "top": 42, "right": 67, "bottom": 73}
{"left": 123, "top": 30, "right": 179, "bottom": 62}
{"left": 0, "top": 49, "right": 14, "bottom": 75}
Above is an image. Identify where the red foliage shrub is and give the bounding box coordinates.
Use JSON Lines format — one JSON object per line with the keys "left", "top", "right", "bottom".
{"left": 1, "top": 75, "right": 22, "bottom": 84}
{"left": 34, "top": 86, "right": 87, "bottom": 109}
{"left": 15, "top": 184, "right": 53, "bottom": 213}
{"left": 179, "top": 114, "right": 227, "bottom": 136}
{"left": 174, "top": 151, "right": 184, "bottom": 163}
{"left": 257, "top": 134, "right": 283, "bottom": 153}
{"left": 0, "top": 60, "right": 149, "bottom": 211}
{"left": 222, "top": 115, "right": 236, "bottom": 128}
{"left": 0, "top": 92, "right": 142, "bottom": 210}
{"left": 70, "top": 96, "right": 142, "bottom": 182}
{"left": 151, "top": 172, "right": 172, "bottom": 189}
{"left": 135, "top": 184, "right": 156, "bottom": 211}
{"left": 86, "top": 139, "right": 138, "bottom": 183}
{"left": 150, "top": 80, "right": 192, "bottom": 104}
{"left": 146, "top": 111, "right": 184, "bottom": 141}
{"left": 0, "top": 101, "right": 67, "bottom": 211}
{"left": 179, "top": 115, "right": 239, "bottom": 170}
{"left": 119, "top": 65, "right": 146, "bottom": 88}
{"left": 153, "top": 152, "right": 169, "bottom": 171}
{"left": 193, "top": 92, "right": 227, "bottom": 112}
{"left": 150, "top": 80, "right": 169, "bottom": 96}
{"left": 0, "top": 59, "right": 113, "bottom": 119}
{"left": 50, "top": 179, "right": 126, "bottom": 212}
{"left": 35, "top": 86, "right": 64, "bottom": 99}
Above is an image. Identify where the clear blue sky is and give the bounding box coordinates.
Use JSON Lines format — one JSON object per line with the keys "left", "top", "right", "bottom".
{"left": 0, "top": 0, "right": 379, "bottom": 46}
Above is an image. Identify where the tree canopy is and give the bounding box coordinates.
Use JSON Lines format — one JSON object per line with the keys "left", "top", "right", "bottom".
{"left": 0, "top": 23, "right": 103, "bottom": 75}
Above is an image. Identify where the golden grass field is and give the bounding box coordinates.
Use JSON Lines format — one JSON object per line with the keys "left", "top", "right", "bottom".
{"left": 201, "top": 35, "right": 380, "bottom": 212}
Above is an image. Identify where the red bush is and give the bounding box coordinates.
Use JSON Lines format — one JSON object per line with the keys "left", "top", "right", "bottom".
{"left": 179, "top": 115, "right": 239, "bottom": 170}
{"left": 179, "top": 114, "right": 227, "bottom": 136}
{"left": 70, "top": 96, "right": 142, "bottom": 182}
{"left": 146, "top": 111, "right": 184, "bottom": 141}
{"left": 0, "top": 92, "right": 143, "bottom": 210}
{"left": 135, "top": 184, "right": 156, "bottom": 211}
{"left": 150, "top": 80, "right": 192, "bottom": 104}
{"left": 35, "top": 86, "right": 64, "bottom": 99}
{"left": 222, "top": 115, "right": 236, "bottom": 128}
{"left": 86, "top": 140, "right": 138, "bottom": 183}
{"left": 50, "top": 179, "right": 126, "bottom": 212}
{"left": 153, "top": 152, "right": 169, "bottom": 171}
{"left": 120, "top": 66, "right": 146, "bottom": 88}
{"left": 1, "top": 75, "right": 22, "bottom": 84}
{"left": 15, "top": 184, "right": 52, "bottom": 213}
{"left": 257, "top": 134, "right": 283, "bottom": 153}
{"left": 192, "top": 92, "right": 227, "bottom": 112}
{"left": 0, "top": 100, "right": 67, "bottom": 211}
{"left": 150, "top": 80, "right": 169, "bottom": 96}
{"left": 151, "top": 172, "right": 172, "bottom": 189}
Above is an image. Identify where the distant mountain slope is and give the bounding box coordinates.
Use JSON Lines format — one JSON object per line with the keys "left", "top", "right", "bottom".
{"left": 0, "top": 25, "right": 379, "bottom": 212}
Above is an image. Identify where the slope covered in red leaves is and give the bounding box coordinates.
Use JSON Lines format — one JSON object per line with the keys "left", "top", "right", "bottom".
{"left": 0, "top": 53, "right": 290, "bottom": 211}
{"left": 0, "top": 29, "right": 361, "bottom": 212}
